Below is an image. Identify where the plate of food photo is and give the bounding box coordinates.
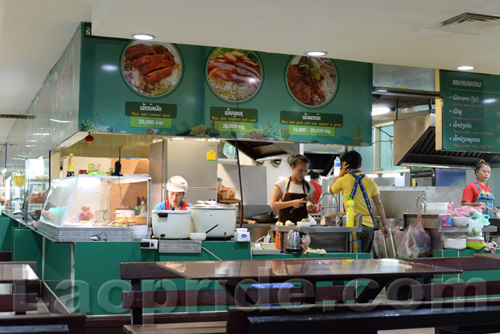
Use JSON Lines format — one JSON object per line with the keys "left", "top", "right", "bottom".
{"left": 286, "top": 56, "right": 338, "bottom": 107}
{"left": 206, "top": 48, "right": 263, "bottom": 102}
{"left": 122, "top": 41, "right": 182, "bottom": 97}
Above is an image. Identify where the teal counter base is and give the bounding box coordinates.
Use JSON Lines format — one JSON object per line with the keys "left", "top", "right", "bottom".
{"left": 2, "top": 213, "right": 370, "bottom": 315}
{"left": 0, "top": 214, "right": 20, "bottom": 252}
{"left": 433, "top": 248, "right": 500, "bottom": 284}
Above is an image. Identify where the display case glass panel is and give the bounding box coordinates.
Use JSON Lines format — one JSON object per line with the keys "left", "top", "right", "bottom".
{"left": 8, "top": 171, "right": 25, "bottom": 214}
{"left": 25, "top": 158, "right": 50, "bottom": 220}
{"left": 37, "top": 175, "right": 151, "bottom": 242}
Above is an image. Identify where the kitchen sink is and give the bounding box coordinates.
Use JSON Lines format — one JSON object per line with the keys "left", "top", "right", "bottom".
{"left": 403, "top": 213, "right": 441, "bottom": 229}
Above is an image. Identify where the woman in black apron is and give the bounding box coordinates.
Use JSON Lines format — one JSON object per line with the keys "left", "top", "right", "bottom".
{"left": 270, "top": 155, "right": 315, "bottom": 223}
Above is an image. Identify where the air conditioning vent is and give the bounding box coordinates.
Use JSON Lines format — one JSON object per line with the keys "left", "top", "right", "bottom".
{"left": 441, "top": 12, "right": 500, "bottom": 26}
{"left": 439, "top": 12, "right": 500, "bottom": 34}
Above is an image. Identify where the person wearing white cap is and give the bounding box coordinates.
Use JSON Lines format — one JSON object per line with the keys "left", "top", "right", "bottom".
{"left": 154, "top": 176, "right": 192, "bottom": 210}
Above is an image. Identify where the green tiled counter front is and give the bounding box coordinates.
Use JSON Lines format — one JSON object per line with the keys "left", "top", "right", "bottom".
{"left": 5, "top": 213, "right": 372, "bottom": 316}
{"left": 433, "top": 248, "right": 500, "bottom": 284}
{"left": 12, "top": 228, "right": 43, "bottom": 278}
{"left": 0, "top": 214, "right": 20, "bottom": 252}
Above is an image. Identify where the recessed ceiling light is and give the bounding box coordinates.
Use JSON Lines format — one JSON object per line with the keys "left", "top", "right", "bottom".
{"left": 133, "top": 34, "right": 154, "bottom": 41}
{"left": 456, "top": 65, "right": 475, "bottom": 71}
{"left": 101, "top": 64, "right": 119, "bottom": 72}
{"left": 306, "top": 51, "right": 327, "bottom": 57}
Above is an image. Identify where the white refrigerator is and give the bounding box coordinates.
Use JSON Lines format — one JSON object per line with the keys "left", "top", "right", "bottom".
{"left": 149, "top": 139, "right": 218, "bottom": 207}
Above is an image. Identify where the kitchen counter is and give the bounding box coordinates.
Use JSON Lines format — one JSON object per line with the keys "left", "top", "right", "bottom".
{"left": 271, "top": 223, "right": 363, "bottom": 253}
{"left": 1, "top": 212, "right": 365, "bottom": 315}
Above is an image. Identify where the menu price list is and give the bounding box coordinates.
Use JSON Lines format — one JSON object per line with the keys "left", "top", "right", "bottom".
{"left": 126, "top": 102, "right": 176, "bottom": 130}
{"left": 280, "top": 110, "right": 341, "bottom": 139}
{"left": 210, "top": 106, "right": 257, "bottom": 136}
{"left": 441, "top": 72, "right": 500, "bottom": 152}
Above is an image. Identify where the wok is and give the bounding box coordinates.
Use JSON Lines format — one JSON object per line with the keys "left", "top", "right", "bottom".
{"left": 251, "top": 212, "right": 278, "bottom": 223}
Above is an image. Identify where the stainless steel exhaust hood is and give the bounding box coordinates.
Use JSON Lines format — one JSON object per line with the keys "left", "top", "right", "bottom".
{"left": 225, "top": 140, "right": 300, "bottom": 161}
{"left": 394, "top": 114, "right": 500, "bottom": 168}
{"left": 225, "top": 140, "right": 343, "bottom": 174}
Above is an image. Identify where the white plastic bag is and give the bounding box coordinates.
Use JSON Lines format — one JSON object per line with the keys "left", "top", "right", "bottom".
{"left": 468, "top": 220, "right": 483, "bottom": 237}
{"left": 397, "top": 214, "right": 431, "bottom": 260}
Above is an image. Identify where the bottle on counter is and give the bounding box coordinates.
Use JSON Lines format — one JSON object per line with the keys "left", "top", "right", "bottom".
{"left": 333, "top": 156, "right": 341, "bottom": 176}
{"left": 346, "top": 196, "right": 355, "bottom": 227}
{"left": 66, "top": 153, "right": 75, "bottom": 177}
{"left": 217, "top": 177, "right": 223, "bottom": 197}
{"left": 139, "top": 200, "right": 147, "bottom": 216}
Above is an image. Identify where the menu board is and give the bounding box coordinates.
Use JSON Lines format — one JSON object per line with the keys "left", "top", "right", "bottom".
{"left": 440, "top": 70, "right": 499, "bottom": 152}
{"left": 76, "top": 23, "right": 372, "bottom": 146}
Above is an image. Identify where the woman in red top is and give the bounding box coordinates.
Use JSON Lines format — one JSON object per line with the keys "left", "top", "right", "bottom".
{"left": 462, "top": 160, "right": 499, "bottom": 217}
{"left": 309, "top": 171, "right": 322, "bottom": 205}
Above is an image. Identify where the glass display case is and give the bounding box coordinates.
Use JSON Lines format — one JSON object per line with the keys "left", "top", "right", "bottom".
{"left": 25, "top": 159, "right": 50, "bottom": 221}
{"left": 35, "top": 175, "right": 151, "bottom": 242}
{"left": 6, "top": 171, "right": 26, "bottom": 215}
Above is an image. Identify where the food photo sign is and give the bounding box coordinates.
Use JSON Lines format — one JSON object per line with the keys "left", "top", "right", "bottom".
{"left": 78, "top": 23, "right": 372, "bottom": 145}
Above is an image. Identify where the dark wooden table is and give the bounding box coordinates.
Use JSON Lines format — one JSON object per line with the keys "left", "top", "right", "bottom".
{"left": 156, "top": 258, "right": 461, "bottom": 304}
{"left": 0, "top": 262, "right": 40, "bottom": 313}
{"left": 474, "top": 253, "right": 500, "bottom": 261}
{"left": 410, "top": 254, "right": 500, "bottom": 271}
{"left": 0, "top": 262, "right": 39, "bottom": 292}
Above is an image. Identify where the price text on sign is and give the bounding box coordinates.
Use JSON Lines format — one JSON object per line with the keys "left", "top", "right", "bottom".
{"left": 214, "top": 121, "right": 254, "bottom": 133}
{"left": 280, "top": 111, "right": 343, "bottom": 127}
{"left": 210, "top": 107, "right": 258, "bottom": 123}
{"left": 130, "top": 117, "right": 172, "bottom": 129}
{"left": 125, "top": 102, "right": 177, "bottom": 118}
{"left": 289, "top": 125, "right": 335, "bottom": 137}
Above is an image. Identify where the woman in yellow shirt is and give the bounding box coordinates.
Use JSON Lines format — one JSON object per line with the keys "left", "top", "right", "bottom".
{"left": 330, "top": 150, "right": 389, "bottom": 252}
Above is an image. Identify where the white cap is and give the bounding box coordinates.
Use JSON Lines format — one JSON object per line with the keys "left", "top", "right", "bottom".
{"left": 166, "top": 175, "right": 188, "bottom": 193}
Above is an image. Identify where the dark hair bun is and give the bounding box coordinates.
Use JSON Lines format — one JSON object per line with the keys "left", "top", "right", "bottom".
{"left": 475, "top": 159, "right": 490, "bottom": 173}
{"left": 288, "top": 154, "right": 311, "bottom": 167}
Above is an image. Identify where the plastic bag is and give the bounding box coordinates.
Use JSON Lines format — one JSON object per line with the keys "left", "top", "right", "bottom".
{"left": 468, "top": 219, "right": 483, "bottom": 237}
{"left": 396, "top": 214, "right": 431, "bottom": 260}
{"left": 471, "top": 211, "right": 490, "bottom": 226}
{"left": 448, "top": 203, "right": 484, "bottom": 217}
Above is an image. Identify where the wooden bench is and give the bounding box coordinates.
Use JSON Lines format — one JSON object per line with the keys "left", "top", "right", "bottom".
{"left": 120, "top": 262, "right": 355, "bottom": 333}
{"left": 226, "top": 298, "right": 500, "bottom": 334}
{"left": 0, "top": 251, "right": 12, "bottom": 261}
{"left": 407, "top": 257, "right": 500, "bottom": 302}
{"left": 411, "top": 280, "right": 500, "bottom": 301}
{"left": 0, "top": 313, "right": 86, "bottom": 334}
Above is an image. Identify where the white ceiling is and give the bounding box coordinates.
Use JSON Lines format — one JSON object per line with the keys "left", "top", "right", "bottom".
{"left": 2, "top": 0, "right": 500, "bottom": 166}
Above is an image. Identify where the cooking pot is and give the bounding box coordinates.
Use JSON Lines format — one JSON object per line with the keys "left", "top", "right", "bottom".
{"left": 188, "top": 203, "right": 237, "bottom": 238}
{"left": 251, "top": 212, "right": 278, "bottom": 223}
{"left": 115, "top": 208, "right": 136, "bottom": 218}
{"left": 152, "top": 210, "right": 191, "bottom": 239}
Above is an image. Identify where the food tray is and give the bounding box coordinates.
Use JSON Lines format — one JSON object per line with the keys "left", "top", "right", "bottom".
{"left": 37, "top": 221, "right": 135, "bottom": 242}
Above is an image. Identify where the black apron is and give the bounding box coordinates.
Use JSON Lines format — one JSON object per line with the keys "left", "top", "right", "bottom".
{"left": 278, "top": 178, "right": 308, "bottom": 223}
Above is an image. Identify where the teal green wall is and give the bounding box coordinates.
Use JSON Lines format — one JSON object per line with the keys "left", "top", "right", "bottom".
{"left": 71, "top": 241, "right": 252, "bottom": 315}
{"left": 0, "top": 215, "right": 19, "bottom": 252}
{"left": 43, "top": 239, "right": 368, "bottom": 315}
{"left": 12, "top": 227, "right": 43, "bottom": 277}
